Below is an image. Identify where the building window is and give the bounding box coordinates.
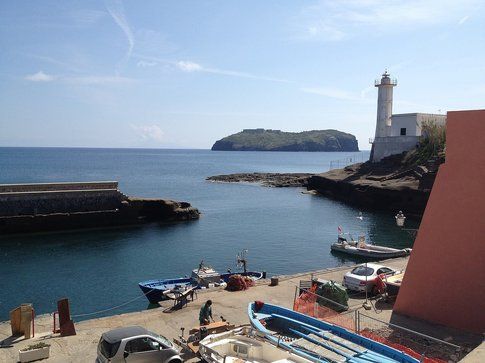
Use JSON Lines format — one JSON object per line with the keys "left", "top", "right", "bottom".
{"left": 400, "top": 128, "right": 407, "bottom": 136}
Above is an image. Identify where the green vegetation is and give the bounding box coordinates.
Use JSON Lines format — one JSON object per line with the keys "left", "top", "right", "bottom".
{"left": 20, "top": 342, "right": 50, "bottom": 351}
{"left": 403, "top": 121, "right": 446, "bottom": 165}
{"left": 212, "top": 129, "right": 359, "bottom": 152}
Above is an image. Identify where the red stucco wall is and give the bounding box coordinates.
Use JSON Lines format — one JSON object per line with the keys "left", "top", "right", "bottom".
{"left": 394, "top": 110, "right": 485, "bottom": 333}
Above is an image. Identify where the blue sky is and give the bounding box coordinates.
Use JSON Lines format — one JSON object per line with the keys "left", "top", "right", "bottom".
{"left": 1, "top": 0, "right": 484, "bottom": 149}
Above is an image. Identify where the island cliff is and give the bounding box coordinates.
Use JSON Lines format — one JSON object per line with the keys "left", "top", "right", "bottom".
{"left": 212, "top": 129, "right": 359, "bottom": 152}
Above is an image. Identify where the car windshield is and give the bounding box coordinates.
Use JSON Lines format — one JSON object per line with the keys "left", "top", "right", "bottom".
{"left": 351, "top": 266, "right": 375, "bottom": 276}
{"left": 98, "top": 338, "right": 120, "bottom": 359}
{"left": 148, "top": 332, "right": 172, "bottom": 348}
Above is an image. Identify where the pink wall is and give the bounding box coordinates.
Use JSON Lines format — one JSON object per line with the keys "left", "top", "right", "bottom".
{"left": 394, "top": 109, "right": 485, "bottom": 333}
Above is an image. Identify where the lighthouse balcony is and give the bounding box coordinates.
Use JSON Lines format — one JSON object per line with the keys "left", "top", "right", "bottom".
{"left": 375, "top": 78, "right": 397, "bottom": 86}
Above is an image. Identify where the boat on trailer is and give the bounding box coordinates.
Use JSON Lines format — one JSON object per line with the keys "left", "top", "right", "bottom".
{"left": 199, "top": 327, "right": 314, "bottom": 363}
{"left": 331, "top": 235, "right": 411, "bottom": 259}
{"left": 139, "top": 251, "right": 264, "bottom": 304}
{"left": 248, "top": 302, "right": 419, "bottom": 363}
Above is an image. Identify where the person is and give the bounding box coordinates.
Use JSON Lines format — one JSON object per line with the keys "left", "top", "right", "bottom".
{"left": 199, "top": 300, "right": 214, "bottom": 325}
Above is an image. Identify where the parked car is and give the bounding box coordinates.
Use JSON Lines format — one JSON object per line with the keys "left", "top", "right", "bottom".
{"left": 343, "top": 263, "right": 397, "bottom": 294}
{"left": 96, "top": 326, "right": 182, "bottom": 363}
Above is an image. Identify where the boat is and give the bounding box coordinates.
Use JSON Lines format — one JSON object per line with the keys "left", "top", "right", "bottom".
{"left": 248, "top": 301, "right": 419, "bottom": 363}
{"left": 331, "top": 234, "right": 411, "bottom": 259}
{"left": 199, "top": 327, "right": 314, "bottom": 363}
{"left": 139, "top": 251, "right": 264, "bottom": 304}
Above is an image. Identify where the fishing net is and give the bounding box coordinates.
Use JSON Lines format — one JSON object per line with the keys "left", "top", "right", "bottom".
{"left": 226, "top": 274, "right": 255, "bottom": 291}
{"left": 293, "top": 283, "right": 449, "bottom": 363}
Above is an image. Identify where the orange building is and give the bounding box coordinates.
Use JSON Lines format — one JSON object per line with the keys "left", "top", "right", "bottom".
{"left": 394, "top": 109, "right": 485, "bottom": 333}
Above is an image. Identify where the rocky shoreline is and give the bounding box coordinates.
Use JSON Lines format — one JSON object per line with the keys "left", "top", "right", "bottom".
{"left": 206, "top": 173, "right": 313, "bottom": 187}
{"left": 207, "top": 153, "right": 441, "bottom": 217}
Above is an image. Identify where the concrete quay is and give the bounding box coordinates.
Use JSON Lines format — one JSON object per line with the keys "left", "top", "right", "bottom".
{"left": 0, "top": 257, "right": 481, "bottom": 362}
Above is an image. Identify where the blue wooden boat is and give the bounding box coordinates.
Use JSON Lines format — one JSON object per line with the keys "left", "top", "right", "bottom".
{"left": 140, "top": 262, "right": 263, "bottom": 304}
{"left": 248, "top": 302, "right": 419, "bottom": 363}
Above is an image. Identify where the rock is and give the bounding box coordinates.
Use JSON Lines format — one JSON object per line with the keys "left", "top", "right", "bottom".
{"left": 206, "top": 173, "right": 314, "bottom": 187}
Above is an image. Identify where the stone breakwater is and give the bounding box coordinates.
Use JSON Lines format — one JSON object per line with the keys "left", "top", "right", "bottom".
{"left": 208, "top": 154, "right": 439, "bottom": 216}
{"left": 0, "top": 181, "right": 199, "bottom": 234}
{"left": 206, "top": 173, "right": 313, "bottom": 187}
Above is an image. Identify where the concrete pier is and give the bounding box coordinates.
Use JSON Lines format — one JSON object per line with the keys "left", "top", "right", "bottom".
{"left": 1, "top": 258, "right": 409, "bottom": 362}
{"left": 1, "top": 256, "right": 481, "bottom": 362}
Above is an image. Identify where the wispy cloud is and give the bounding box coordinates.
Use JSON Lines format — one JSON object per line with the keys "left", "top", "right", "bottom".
{"left": 106, "top": 0, "right": 134, "bottom": 72}
{"left": 176, "top": 61, "right": 203, "bottom": 72}
{"left": 134, "top": 55, "right": 291, "bottom": 83}
{"left": 294, "top": 0, "right": 480, "bottom": 41}
{"left": 24, "top": 71, "right": 134, "bottom": 85}
{"left": 175, "top": 60, "right": 291, "bottom": 83}
{"left": 458, "top": 15, "right": 470, "bottom": 25}
{"left": 137, "top": 60, "right": 158, "bottom": 68}
{"left": 131, "top": 124, "right": 164, "bottom": 142}
{"left": 24, "top": 71, "right": 55, "bottom": 82}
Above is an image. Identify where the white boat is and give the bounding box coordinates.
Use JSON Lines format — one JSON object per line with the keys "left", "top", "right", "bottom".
{"left": 199, "top": 327, "right": 313, "bottom": 363}
{"left": 331, "top": 235, "right": 411, "bottom": 259}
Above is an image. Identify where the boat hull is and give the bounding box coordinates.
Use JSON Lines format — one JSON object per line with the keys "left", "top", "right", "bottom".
{"left": 139, "top": 271, "right": 264, "bottom": 304}
{"left": 248, "top": 302, "right": 419, "bottom": 363}
{"left": 331, "top": 243, "right": 411, "bottom": 259}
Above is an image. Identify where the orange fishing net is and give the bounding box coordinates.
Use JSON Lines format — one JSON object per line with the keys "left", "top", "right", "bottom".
{"left": 293, "top": 286, "right": 448, "bottom": 363}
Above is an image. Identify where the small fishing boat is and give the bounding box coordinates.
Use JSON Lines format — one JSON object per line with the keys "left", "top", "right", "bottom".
{"left": 139, "top": 251, "right": 264, "bottom": 304}
{"left": 331, "top": 235, "right": 411, "bottom": 259}
{"left": 199, "top": 327, "right": 314, "bottom": 363}
{"left": 248, "top": 301, "right": 419, "bottom": 363}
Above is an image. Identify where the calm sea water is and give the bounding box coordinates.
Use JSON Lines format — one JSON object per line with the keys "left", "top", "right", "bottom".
{"left": 0, "top": 148, "right": 417, "bottom": 320}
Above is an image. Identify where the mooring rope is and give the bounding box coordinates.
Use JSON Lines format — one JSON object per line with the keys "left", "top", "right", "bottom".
{"left": 71, "top": 288, "right": 155, "bottom": 318}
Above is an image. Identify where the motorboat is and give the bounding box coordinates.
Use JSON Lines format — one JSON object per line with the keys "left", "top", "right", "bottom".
{"left": 139, "top": 251, "right": 264, "bottom": 304}
{"left": 248, "top": 301, "right": 419, "bottom": 363}
{"left": 331, "top": 235, "right": 411, "bottom": 259}
{"left": 199, "top": 327, "right": 313, "bottom": 363}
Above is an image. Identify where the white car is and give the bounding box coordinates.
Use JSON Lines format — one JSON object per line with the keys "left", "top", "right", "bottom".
{"left": 343, "top": 263, "right": 397, "bottom": 294}
{"left": 96, "top": 326, "right": 182, "bottom": 363}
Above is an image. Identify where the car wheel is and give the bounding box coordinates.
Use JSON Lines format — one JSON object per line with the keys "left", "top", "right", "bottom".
{"left": 169, "top": 359, "right": 182, "bottom": 363}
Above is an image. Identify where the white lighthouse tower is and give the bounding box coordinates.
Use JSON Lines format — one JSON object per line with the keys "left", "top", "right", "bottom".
{"left": 370, "top": 71, "right": 446, "bottom": 163}
{"left": 374, "top": 70, "right": 397, "bottom": 138}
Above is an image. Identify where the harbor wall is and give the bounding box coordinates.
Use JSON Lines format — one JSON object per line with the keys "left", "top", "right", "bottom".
{"left": 394, "top": 109, "right": 485, "bottom": 333}
{"left": 0, "top": 181, "right": 199, "bottom": 233}
{"left": 0, "top": 181, "right": 118, "bottom": 193}
{"left": 0, "top": 190, "right": 123, "bottom": 216}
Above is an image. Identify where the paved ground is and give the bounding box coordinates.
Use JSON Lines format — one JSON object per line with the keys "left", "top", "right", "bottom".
{"left": 0, "top": 257, "right": 481, "bottom": 362}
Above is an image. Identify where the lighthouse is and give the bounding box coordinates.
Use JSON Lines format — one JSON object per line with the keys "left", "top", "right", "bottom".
{"left": 370, "top": 71, "right": 446, "bottom": 163}
{"left": 374, "top": 70, "right": 397, "bottom": 138}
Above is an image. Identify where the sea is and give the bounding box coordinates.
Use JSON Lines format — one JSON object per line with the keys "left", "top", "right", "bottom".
{"left": 0, "top": 148, "right": 418, "bottom": 320}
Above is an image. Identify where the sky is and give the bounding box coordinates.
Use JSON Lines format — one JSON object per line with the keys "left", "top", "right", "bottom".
{"left": 0, "top": 0, "right": 484, "bottom": 149}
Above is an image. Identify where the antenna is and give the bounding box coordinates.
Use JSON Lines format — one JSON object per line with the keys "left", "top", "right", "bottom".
{"left": 236, "top": 249, "right": 248, "bottom": 273}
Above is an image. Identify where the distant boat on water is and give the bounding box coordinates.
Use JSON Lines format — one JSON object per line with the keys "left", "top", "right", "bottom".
{"left": 331, "top": 232, "right": 411, "bottom": 259}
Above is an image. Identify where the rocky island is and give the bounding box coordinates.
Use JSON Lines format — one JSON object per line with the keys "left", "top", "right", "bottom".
{"left": 0, "top": 181, "right": 200, "bottom": 234}
{"left": 212, "top": 129, "right": 359, "bottom": 152}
